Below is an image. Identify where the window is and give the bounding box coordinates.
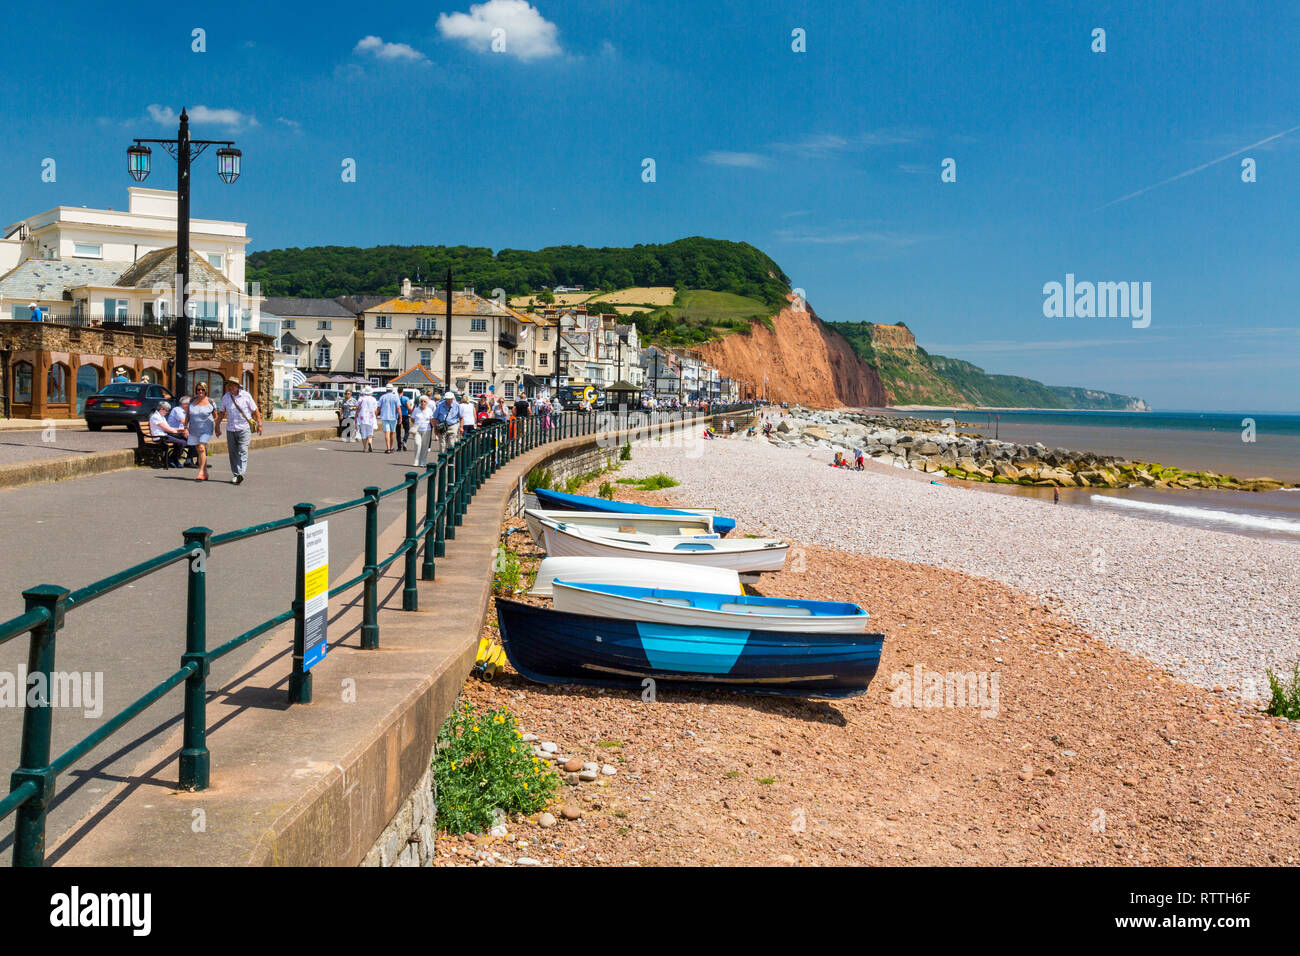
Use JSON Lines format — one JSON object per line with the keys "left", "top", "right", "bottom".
{"left": 187, "top": 370, "right": 223, "bottom": 396}
{"left": 11, "top": 306, "right": 26, "bottom": 319}
{"left": 470, "top": 317, "right": 486, "bottom": 332}
{"left": 419, "top": 349, "right": 432, "bottom": 367}
{"left": 468, "top": 381, "right": 487, "bottom": 397}
{"left": 283, "top": 319, "right": 296, "bottom": 329}
{"left": 416, "top": 316, "right": 435, "bottom": 332}
{"left": 316, "top": 345, "right": 331, "bottom": 368}
{"left": 471, "top": 350, "right": 485, "bottom": 371}
{"left": 140, "top": 368, "right": 160, "bottom": 384}
{"left": 243, "top": 371, "right": 254, "bottom": 392}
{"left": 102, "top": 298, "right": 128, "bottom": 320}
{"left": 375, "top": 315, "right": 391, "bottom": 329}
{"left": 504, "top": 382, "right": 515, "bottom": 399}
{"left": 47, "top": 363, "right": 69, "bottom": 404}
{"left": 378, "top": 350, "right": 391, "bottom": 369}
{"left": 539, "top": 353, "right": 548, "bottom": 367}
{"left": 73, "top": 242, "right": 102, "bottom": 259}
{"left": 515, "top": 350, "right": 525, "bottom": 366}
{"left": 317, "top": 321, "right": 332, "bottom": 330}
{"left": 208, "top": 253, "right": 223, "bottom": 270}
{"left": 12, "top": 361, "right": 33, "bottom": 404}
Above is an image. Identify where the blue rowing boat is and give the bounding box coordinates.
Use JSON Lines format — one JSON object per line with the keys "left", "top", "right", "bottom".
{"left": 532, "top": 486, "right": 737, "bottom": 536}
{"left": 494, "top": 598, "right": 883, "bottom": 699}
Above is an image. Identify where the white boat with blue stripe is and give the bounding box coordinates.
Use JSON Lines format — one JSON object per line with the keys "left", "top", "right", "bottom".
{"left": 552, "top": 581, "right": 869, "bottom": 633}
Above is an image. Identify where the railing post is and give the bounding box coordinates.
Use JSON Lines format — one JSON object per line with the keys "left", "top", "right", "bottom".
{"left": 453, "top": 440, "right": 467, "bottom": 526}
{"left": 422, "top": 463, "right": 438, "bottom": 579}
{"left": 10, "top": 585, "right": 68, "bottom": 867}
{"left": 361, "top": 487, "right": 380, "bottom": 650}
{"left": 289, "top": 503, "right": 316, "bottom": 703}
{"left": 180, "top": 527, "right": 212, "bottom": 790}
{"left": 403, "top": 473, "right": 419, "bottom": 610}
{"left": 441, "top": 449, "right": 455, "bottom": 541}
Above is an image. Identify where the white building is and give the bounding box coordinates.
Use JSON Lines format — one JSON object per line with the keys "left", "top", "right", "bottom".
{"left": 0, "top": 187, "right": 257, "bottom": 326}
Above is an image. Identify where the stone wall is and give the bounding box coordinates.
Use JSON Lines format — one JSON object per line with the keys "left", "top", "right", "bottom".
{"left": 0, "top": 319, "right": 273, "bottom": 419}
{"left": 361, "top": 765, "right": 436, "bottom": 867}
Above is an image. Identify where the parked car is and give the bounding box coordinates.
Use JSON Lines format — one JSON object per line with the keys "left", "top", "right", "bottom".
{"left": 84, "top": 382, "right": 177, "bottom": 430}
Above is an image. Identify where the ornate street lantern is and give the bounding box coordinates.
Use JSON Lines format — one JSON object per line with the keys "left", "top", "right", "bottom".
{"left": 127, "top": 144, "right": 152, "bottom": 182}
{"left": 216, "top": 146, "right": 242, "bottom": 184}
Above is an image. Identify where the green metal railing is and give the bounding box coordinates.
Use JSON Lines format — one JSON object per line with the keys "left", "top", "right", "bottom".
{"left": 0, "top": 402, "right": 755, "bottom": 866}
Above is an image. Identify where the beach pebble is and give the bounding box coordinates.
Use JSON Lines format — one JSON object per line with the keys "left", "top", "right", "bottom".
{"left": 515, "top": 857, "right": 540, "bottom": 866}
{"left": 560, "top": 804, "right": 582, "bottom": 820}
{"left": 538, "top": 812, "right": 557, "bottom": 828}
{"left": 540, "top": 742, "right": 558, "bottom": 754}
{"left": 489, "top": 824, "right": 508, "bottom": 838}
{"left": 563, "top": 758, "right": 583, "bottom": 772}
{"left": 601, "top": 765, "right": 617, "bottom": 775}
{"left": 578, "top": 769, "right": 599, "bottom": 781}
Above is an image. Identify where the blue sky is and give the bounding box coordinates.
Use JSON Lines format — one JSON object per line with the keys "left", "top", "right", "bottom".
{"left": 3, "top": 0, "right": 1298, "bottom": 410}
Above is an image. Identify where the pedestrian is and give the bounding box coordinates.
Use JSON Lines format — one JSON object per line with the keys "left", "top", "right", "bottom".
{"left": 433, "top": 391, "right": 462, "bottom": 450}
{"left": 493, "top": 396, "right": 509, "bottom": 421}
{"left": 169, "top": 395, "right": 194, "bottom": 466}
{"left": 149, "top": 401, "right": 187, "bottom": 468}
{"left": 377, "top": 386, "right": 400, "bottom": 454}
{"left": 411, "top": 394, "right": 434, "bottom": 466}
{"left": 187, "top": 381, "right": 216, "bottom": 481}
{"left": 338, "top": 389, "right": 358, "bottom": 441}
{"left": 355, "top": 386, "right": 378, "bottom": 451}
{"left": 514, "top": 393, "right": 530, "bottom": 419}
{"left": 398, "top": 390, "right": 412, "bottom": 452}
{"left": 1053, "top": 487, "right": 1060, "bottom": 505}
{"left": 29, "top": 302, "right": 43, "bottom": 322}
{"left": 214, "top": 378, "right": 262, "bottom": 485}
{"left": 460, "top": 393, "right": 477, "bottom": 438}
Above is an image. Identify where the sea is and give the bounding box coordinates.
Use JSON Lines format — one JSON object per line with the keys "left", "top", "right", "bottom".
{"left": 862, "top": 408, "right": 1300, "bottom": 544}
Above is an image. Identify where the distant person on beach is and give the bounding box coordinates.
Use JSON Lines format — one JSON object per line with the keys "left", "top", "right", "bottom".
{"left": 1053, "top": 487, "right": 1060, "bottom": 505}
{"left": 855, "top": 449, "right": 865, "bottom": 470}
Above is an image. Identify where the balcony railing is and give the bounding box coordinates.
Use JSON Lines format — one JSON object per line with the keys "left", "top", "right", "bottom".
{"left": 498, "top": 331, "right": 518, "bottom": 349}
{"left": 407, "top": 328, "right": 443, "bottom": 341}
{"left": 4, "top": 315, "right": 253, "bottom": 341}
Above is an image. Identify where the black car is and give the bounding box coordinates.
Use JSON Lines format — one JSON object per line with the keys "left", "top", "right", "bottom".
{"left": 84, "top": 382, "right": 178, "bottom": 430}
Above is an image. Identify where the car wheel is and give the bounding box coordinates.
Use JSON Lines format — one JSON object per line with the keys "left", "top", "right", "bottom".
{"left": 88, "top": 422, "right": 102, "bottom": 431}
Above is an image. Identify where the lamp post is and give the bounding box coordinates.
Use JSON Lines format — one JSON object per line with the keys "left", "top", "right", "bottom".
{"left": 442, "top": 267, "right": 453, "bottom": 393}
{"left": 127, "top": 108, "right": 241, "bottom": 394}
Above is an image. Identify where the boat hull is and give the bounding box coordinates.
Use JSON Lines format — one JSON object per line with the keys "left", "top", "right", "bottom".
{"left": 523, "top": 509, "right": 713, "bottom": 546}
{"left": 529, "top": 557, "right": 742, "bottom": 597}
{"left": 552, "top": 581, "right": 868, "bottom": 633}
{"left": 533, "top": 486, "right": 736, "bottom": 536}
{"left": 495, "top": 599, "right": 883, "bottom": 699}
{"left": 539, "top": 521, "right": 787, "bottom": 572}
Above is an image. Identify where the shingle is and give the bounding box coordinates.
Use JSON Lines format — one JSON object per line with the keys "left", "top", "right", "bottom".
{"left": 0, "top": 258, "right": 132, "bottom": 301}
{"left": 261, "top": 297, "right": 358, "bottom": 319}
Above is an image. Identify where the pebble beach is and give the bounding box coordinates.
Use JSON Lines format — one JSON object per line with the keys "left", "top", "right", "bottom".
{"left": 622, "top": 432, "right": 1300, "bottom": 702}
{"left": 434, "top": 413, "right": 1300, "bottom": 867}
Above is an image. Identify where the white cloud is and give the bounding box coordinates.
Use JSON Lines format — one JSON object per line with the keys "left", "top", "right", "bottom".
{"left": 702, "top": 151, "right": 769, "bottom": 169}
{"left": 437, "top": 0, "right": 561, "bottom": 61}
{"left": 354, "top": 35, "right": 430, "bottom": 63}
{"left": 774, "top": 228, "right": 931, "bottom": 247}
{"left": 147, "top": 105, "right": 258, "bottom": 130}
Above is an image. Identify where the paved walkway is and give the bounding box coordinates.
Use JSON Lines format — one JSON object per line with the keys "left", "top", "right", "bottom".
{"left": 0, "top": 420, "right": 324, "bottom": 466}
{"left": 0, "top": 435, "right": 447, "bottom": 863}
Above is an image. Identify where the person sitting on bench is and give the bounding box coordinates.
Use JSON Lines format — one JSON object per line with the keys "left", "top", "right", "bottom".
{"left": 149, "top": 402, "right": 188, "bottom": 468}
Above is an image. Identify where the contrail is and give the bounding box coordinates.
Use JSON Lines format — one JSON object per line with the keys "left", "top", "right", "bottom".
{"left": 1093, "top": 123, "right": 1300, "bottom": 211}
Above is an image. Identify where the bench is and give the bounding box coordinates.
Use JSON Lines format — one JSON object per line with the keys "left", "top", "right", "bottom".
{"left": 135, "top": 420, "right": 182, "bottom": 468}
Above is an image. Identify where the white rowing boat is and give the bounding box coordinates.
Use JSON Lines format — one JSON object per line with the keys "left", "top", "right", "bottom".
{"left": 523, "top": 508, "right": 713, "bottom": 547}
{"left": 528, "top": 557, "right": 742, "bottom": 597}
{"left": 535, "top": 517, "right": 788, "bottom": 573}
{"left": 551, "top": 581, "right": 869, "bottom": 633}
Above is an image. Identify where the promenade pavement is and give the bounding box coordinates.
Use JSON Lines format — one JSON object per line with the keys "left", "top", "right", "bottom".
{"left": 0, "top": 434, "right": 446, "bottom": 863}
{"left": 0, "top": 420, "right": 326, "bottom": 466}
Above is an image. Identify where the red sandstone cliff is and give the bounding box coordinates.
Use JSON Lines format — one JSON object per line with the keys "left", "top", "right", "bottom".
{"left": 696, "top": 299, "right": 886, "bottom": 408}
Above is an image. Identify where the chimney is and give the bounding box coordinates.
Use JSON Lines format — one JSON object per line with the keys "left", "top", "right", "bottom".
{"left": 401, "top": 277, "right": 412, "bottom": 298}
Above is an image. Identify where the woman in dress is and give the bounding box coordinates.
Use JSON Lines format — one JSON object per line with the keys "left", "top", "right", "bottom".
{"left": 187, "top": 381, "right": 216, "bottom": 481}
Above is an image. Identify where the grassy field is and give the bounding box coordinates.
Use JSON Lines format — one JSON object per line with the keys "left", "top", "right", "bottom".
{"left": 639, "top": 290, "right": 776, "bottom": 345}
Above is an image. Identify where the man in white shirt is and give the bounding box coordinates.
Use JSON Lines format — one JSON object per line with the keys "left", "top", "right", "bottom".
{"left": 214, "top": 379, "right": 262, "bottom": 485}
{"left": 168, "top": 396, "right": 193, "bottom": 467}
{"left": 149, "top": 401, "right": 187, "bottom": 469}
